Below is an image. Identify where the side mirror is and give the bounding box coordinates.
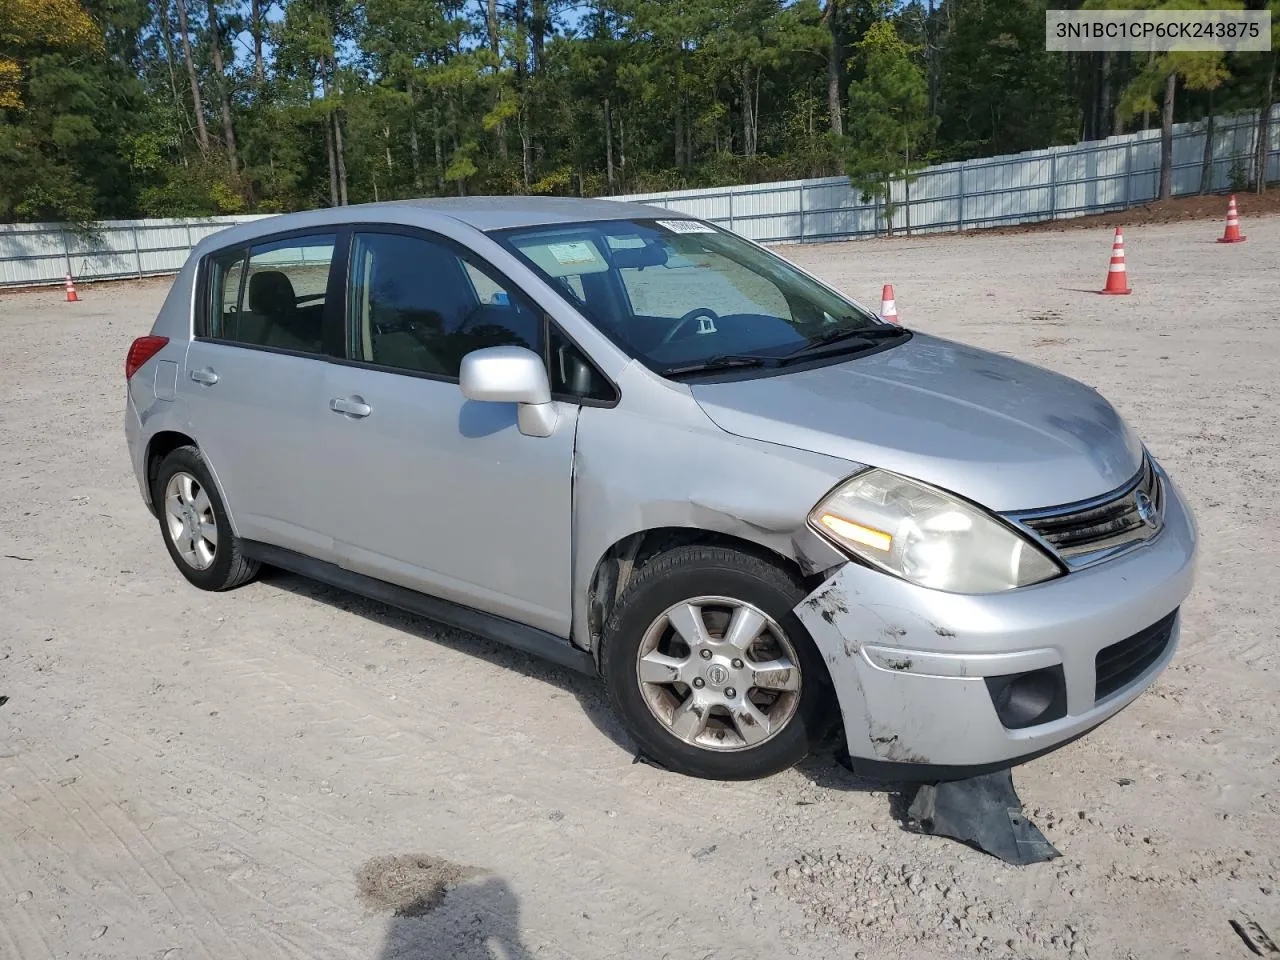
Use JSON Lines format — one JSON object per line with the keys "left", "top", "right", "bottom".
{"left": 458, "top": 345, "right": 558, "bottom": 438}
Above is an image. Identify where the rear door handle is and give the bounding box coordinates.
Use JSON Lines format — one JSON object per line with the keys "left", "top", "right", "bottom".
{"left": 190, "top": 368, "right": 219, "bottom": 385}
{"left": 329, "top": 396, "right": 371, "bottom": 418}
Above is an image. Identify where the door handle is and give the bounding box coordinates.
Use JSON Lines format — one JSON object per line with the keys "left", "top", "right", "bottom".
{"left": 190, "top": 368, "right": 219, "bottom": 385}
{"left": 329, "top": 396, "right": 371, "bottom": 418}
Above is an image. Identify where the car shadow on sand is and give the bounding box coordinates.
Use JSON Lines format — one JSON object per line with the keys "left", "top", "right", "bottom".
{"left": 260, "top": 568, "right": 915, "bottom": 823}
{"left": 258, "top": 567, "right": 634, "bottom": 747}
{"left": 793, "top": 747, "right": 917, "bottom": 823}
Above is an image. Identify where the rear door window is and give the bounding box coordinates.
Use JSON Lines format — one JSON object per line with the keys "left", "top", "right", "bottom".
{"left": 206, "top": 234, "right": 338, "bottom": 355}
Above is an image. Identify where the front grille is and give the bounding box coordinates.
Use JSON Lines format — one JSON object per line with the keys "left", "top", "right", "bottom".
{"left": 1011, "top": 457, "right": 1163, "bottom": 566}
{"left": 1095, "top": 609, "right": 1177, "bottom": 701}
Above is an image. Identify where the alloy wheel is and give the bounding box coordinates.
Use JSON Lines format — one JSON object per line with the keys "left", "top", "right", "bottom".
{"left": 163, "top": 471, "right": 218, "bottom": 571}
{"left": 635, "top": 596, "right": 802, "bottom": 752}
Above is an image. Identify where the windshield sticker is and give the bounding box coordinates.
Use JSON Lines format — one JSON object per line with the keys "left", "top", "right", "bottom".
{"left": 546, "top": 241, "right": 603, "bottom": 267}
{"left": 656, "top": 219, "right": 716, "bottom": 234}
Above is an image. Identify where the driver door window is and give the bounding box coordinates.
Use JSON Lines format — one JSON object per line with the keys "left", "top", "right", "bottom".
{"left": 346, "top": 231, "right": 541, "bottom": 378}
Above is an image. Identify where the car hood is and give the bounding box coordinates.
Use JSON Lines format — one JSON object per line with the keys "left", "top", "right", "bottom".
{"left": 689, "top": 332, "right": 1145, "bottom": 512}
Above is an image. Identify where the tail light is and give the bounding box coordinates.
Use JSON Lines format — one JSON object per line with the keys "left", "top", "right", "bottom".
{"left": 126, "top": 336, "right": 169, "bottom": 379}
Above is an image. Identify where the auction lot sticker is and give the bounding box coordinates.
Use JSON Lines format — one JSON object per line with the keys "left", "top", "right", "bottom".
{"left": 656, "top": 220, "right": 717, "bottom": 234}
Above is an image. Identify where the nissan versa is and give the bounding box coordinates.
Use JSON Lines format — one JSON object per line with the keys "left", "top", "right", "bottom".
{"left": 124, "top": 197, "right": 1197, "bottom": 781}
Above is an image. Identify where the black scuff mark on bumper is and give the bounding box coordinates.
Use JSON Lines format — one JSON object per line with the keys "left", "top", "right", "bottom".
{"left": 879, "top": 624, "right": 908, "bottom": 643}
{"left": 804, "top": 582, "right": 849, "bottom": 626}
{"left": 867, "top": 723, "right": 932, "bottom": 764}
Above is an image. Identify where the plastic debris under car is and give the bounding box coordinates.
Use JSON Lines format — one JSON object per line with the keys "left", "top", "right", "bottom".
{"left": 907, "top": 768, "right": 1061, "bottom": 865}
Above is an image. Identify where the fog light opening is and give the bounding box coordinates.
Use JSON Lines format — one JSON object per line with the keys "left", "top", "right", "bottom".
{"left": 984, "top": 665, "right": 1067, "bottom": 730}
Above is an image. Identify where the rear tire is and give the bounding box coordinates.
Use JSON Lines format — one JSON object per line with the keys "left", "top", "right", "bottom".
{"left": 601, "top": 545, "right": 828, "bottom": 780}
{"left": 152, "top": 445, "right": 259, "bottom": 591}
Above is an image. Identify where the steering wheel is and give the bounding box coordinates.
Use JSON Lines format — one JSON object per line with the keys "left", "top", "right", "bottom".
{"left": 661, "top": 307, "right": 722, "bottom": 344}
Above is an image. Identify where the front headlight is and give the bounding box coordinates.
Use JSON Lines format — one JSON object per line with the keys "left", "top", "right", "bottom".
{"left": 809, "top": 469, "right": 1062, "bottom": 593}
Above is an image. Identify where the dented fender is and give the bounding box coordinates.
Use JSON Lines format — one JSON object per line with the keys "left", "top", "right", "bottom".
{"left": 570, "top": 364, "right": 856, "bottom": 653}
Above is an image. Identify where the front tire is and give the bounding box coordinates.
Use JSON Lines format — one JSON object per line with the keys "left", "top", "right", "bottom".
{"left": 152, "top": 445, "right": 259, "bottom": 591}
{"left": 601, "top": 545, "right": 828, "bottom": 780}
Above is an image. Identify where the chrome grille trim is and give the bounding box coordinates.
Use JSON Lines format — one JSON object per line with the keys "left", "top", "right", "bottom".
{"left": 1006, "top": 457, "right": 1164, "bottom": 569}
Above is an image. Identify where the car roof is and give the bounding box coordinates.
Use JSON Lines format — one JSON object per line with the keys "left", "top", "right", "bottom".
{"left": 191, "top": 195, "right": 682, "bottom": 256}
{"left": 383, "top": 196, "right": 675, "bottom": 230}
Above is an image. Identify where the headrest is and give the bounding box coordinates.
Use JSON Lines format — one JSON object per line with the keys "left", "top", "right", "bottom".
{"left": 248, "top": 270, "right": 296, "bottom": 315}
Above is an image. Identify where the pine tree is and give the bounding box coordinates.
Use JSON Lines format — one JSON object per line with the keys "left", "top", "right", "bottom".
{"left": 843, "top": 20, "right": 934, "bottom": 235}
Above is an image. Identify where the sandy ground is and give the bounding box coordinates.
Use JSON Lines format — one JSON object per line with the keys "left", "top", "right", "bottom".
{"left": 1, "top": 216, "right": 1278, "bottom": 960}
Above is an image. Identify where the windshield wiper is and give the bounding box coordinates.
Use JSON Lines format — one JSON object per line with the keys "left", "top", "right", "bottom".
{"left": 784, "top": 322, "right": 908, "bottom": 358}
{"left": 659, "top": 323, "right": 906, "bottom": 376}
{"left": 658, "top": 354, "right": 781, "bottom": 377}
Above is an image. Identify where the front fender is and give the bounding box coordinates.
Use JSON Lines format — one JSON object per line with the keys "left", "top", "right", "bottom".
{"left": 570, "top": 386, "right": 855, "bottom": 653}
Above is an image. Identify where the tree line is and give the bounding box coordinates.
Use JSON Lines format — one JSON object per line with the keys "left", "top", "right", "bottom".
{"left": 0, "top": 0, "right": 1276, "bottom": 223}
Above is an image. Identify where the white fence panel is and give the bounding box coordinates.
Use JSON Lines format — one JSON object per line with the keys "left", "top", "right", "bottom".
{"left": 0, "top": 225, "right": 66, "bottom": 287}
{"left": 0, "top": 215, "right": 270, "bottom": 288}
{"left": 610, "top": 102, "right": 1277, "bottom": 243}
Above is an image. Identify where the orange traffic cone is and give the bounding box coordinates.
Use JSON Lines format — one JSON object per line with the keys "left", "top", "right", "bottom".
{"left": 1216, "top": 194, "right": 1246, "bottom": 243}
{"left": 1099, "top": 227, "right": 1132, "bottom": 295}
{"left": 880, "top": 284, "right": 899, "bottom": 323}
{"left": 64, "top": 274, "right": 79, "bottom": 303}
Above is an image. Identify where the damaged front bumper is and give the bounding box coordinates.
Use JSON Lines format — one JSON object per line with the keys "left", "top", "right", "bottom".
{"left": 796, "top": 473, "right": 1198, "bottom": 780}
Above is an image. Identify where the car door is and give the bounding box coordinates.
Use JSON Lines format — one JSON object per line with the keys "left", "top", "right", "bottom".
{"left": 321, "top": 227, "right": 603, "bottom": 638}
{"left": 179, "top": 231, "right": 344, "bottom": 559}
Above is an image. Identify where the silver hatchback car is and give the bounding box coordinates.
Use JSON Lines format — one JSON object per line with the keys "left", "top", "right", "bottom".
{"left": 125, "top": 198, "right": 1197, "bottom": 781}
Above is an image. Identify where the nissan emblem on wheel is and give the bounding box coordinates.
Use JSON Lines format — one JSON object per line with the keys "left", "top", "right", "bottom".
{"left": 124, "top": 197, "right": 1197, "bottom": 782}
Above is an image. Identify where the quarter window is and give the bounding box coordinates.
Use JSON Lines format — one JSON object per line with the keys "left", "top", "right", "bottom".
{"left": 207, "top": 247, "right": 246, "bottom": 337}
{"left": 549, "top": 326, "right": 614, "bottom": 402}
{"left": 346, "top": 232, "right": 542, "bottom": 378}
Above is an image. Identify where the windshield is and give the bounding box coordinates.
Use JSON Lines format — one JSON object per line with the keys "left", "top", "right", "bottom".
{"left": 490, "top": 218, "right": 902, "bottom": 376}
